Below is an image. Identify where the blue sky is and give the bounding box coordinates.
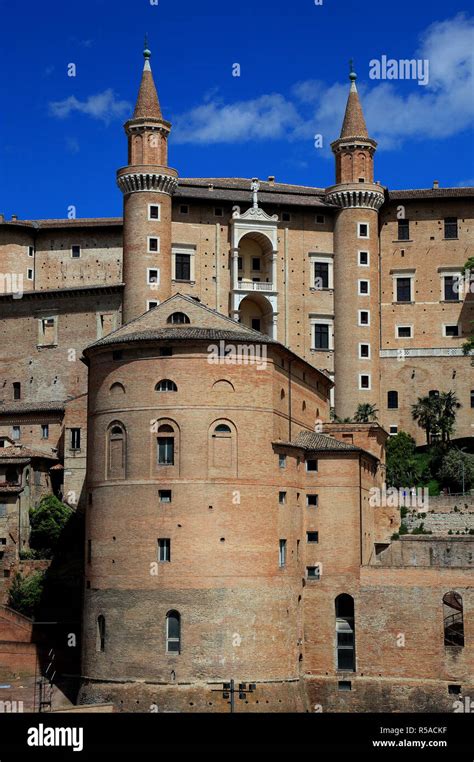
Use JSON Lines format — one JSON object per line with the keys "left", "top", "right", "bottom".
{"left": 1, "top": 0, "right": 473, "bottom": 220}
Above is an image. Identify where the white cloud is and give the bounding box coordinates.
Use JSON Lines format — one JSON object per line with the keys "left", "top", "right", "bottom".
{"left": 49, "top": 89, "right": 131, "bottom": 125}
{"left": 172, "top": 14, "right": 474, "bottom": 151}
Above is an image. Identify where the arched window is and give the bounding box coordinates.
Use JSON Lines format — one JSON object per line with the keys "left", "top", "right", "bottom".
{"left": 387, "top": 390, "right": 398, "bottom": 409}
{"left": 214, "top": 424, "right": 231, "bottom": 434}
{"left": 166, "top": 610, "right": 181, "bottom": 653}
{"left": 280, "top": 389, "right": 285, "bottom": 400}
{"left": 107, "top": 423, "right": 126, "bottom": 479}
{"left": 212, "top": 380, "right": 235, "bottom": 392}
{"left": 335, "top": 594, "right": 355, "bottom": 671}
{"left": 167, "top": 312, "right": 190, "bottom": 325}
{"left": 155, "top": 379, "right": 178, "bottom": 392}
{"left": 96, "top": 615, "right": 106, "bottom": 653}
{"left": 209, "top": 421, "right": 237, "bottom": 475}
{"left": 110, "top": 382, "right": 125, "bottom": 395}
{"left": 157, "top": 424, "right": 175, "bottom": 465}
{"left": 443, "top": 591, "right": 464, "bottom": 648}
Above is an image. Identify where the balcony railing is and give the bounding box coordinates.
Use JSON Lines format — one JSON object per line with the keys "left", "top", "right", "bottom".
{"left": 235, "top": 281, "right": 274, "bottom": 292}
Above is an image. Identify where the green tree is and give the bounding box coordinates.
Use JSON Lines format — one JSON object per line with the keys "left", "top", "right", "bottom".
{"left": 354, "top": 403, "right": 378, "bottom": 423}
{"left": 7, "top": 571, "right": 44, "bottom": 618}
{"left": 29, "top": 495, "right": 73, "bottom": 557}
{"left": 437, "top": 391, "right": 461, "bottom": 444}
{"left": 386, "top": 432, "right": 419, "bottom": 488}
{"left": 439, "top": 449, "right": 474, "bottom": 493}
{"left": 411, "top": 395, "right": 438, "bottom": 445}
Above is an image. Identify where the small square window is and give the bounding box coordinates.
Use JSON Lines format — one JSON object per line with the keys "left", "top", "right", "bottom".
{"left": 358, "top": 223, "right": 369, "bottom": 238}
{"left": 448, "top": 684, "right": 461, "bottom": 695}
{"left": 306, "top": 459, "right": 318, "bottom": 472}
{"left": 358, "top": 251, "right": 369, "bottom": 266}
{"left": 389, "top": 426, "right": 398, "bottom": 436}
{"left": 147, "top": 301, "right": 159, "bottom": 310}
{"left": 214, "top": 207, "right": 224, "bottom": 217}
{"left": 251, "top": 318, "right": 261, "bottom": 331}
{"left": 359, "top": 374, "right": 371, "bottom": 390}
{"left": 358, "top": 280, "right": 369, "bottom": 295}
{"left": 282, "top": 212, "right": 291, "bottom": 222}
{"left": 359, "top": 343, "right": 370, "bottom": 359}
{"left": 112, "top": 350, "right": 123, "bottom": 361}
{"left": 307, "top": 494, "right": 318, "bottom": 507}
{"left": 307, "top": 565, "right": 321, "bottom": 580}
{"left": 148, "top": 238, "right": 160, "bottom": 253}
{"left": 397, "top": 326, "right": 412, "bottom": 338}
{"left": 159, "top": 347, "right": 173, "bottom": 357}
{"left": 315, "top": 215, "right": 325, "bottom": 224}
{"left": 148, "top": 269, "right": 159, "bottom": 284}
{"left": 279, "top": 491, "right": 286, "bottom": 505}
{"left": 279, "top": 454, "right": 286, "bottom": 469}
{"left": 71, "top": 245, "right": 81, "bottom": 258}
{"left": 179, "top": 205, "right": 189, "bottom": 215}
{"left": 149, "top": 204, "right": 160, "bottom": 221}
{"left": 307, "top": 531, "right": 319, "bottom": 543}
{"left": 338, "top": 681, "right": 352, "bottom": 691}
{"left": 445, "top": 325, "right": 459, "bottom": 337}
{"left": 159, "top": 490, "right": 172, "bottom": 503}
{"left": 359, "top": 310, "right": 370, "bottom": 326}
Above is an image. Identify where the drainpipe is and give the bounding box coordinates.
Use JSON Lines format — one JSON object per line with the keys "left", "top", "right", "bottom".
{"left": 359, "top": 453, "right": 363, "bottom": 565}
{"left": 288, "top": 358, "right": 294, "bottom": 441}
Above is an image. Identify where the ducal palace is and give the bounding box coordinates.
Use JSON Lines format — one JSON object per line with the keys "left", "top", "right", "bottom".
{"left": 0, "top": 45, "right": 472, "bottom": 713}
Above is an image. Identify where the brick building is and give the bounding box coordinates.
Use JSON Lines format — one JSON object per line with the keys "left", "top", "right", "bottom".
{"left": 0, "top": 46, "right": 472, "bottom": 712}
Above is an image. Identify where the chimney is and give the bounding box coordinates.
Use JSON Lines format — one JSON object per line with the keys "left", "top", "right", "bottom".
{"left": 268, "top": 176, "right": 275, "bottom": 185}
{"left": 11, "top": 214, "right": 18, "bottom": 221}
{"left": 432, "top": 180, "right": 439, "bottom": 189}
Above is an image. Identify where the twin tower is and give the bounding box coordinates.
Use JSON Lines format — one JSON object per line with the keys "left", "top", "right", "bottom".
{"left": 117, "top": 47, "right": 385, "bottom": 419}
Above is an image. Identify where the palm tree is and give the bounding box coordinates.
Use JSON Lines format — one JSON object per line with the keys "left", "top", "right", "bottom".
{"left": 438, "top": 391, "right": 461, "bottom": 444}
{"left": 354, "top": 403, "right": 378, "bottom": 423}
{"left": 411, "top": 395, "right": 437, "bottom": 446}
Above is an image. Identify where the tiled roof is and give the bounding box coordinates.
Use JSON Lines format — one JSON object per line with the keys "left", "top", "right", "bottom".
{"left": 0, "top": 446, "right": 58, "bottom": 461}
{"left": 0, "top": 401, "right": 65, "bottom": 415}
{"left": 133, "top": 62, "right": 162, "bottom": 120}
{"left": 0, "top": 485, "right": 24, "bottom": 494}
{"left": 339, "top": 82, "right": 368, "bottom": 139}
{"left": 276, "top": 431, "right": 360, "bottom": 452}
{"left": 0, "top": 283, "right": 124, "bottom": 302}
{"left": 0, "top": 218, "right": 122, "bottom": 229}
{"left": 388, "top": 188, "right": 474, "bottom": 200}
{"left": 175, "top": 177, "right": 330, "bottom": 208}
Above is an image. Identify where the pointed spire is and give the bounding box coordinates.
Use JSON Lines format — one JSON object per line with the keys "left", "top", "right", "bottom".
{"left": 339, "top": 61, "right": 368, "bottom": 139}
{"left": 133, "top": 37, "right": 163, "bottom": 120}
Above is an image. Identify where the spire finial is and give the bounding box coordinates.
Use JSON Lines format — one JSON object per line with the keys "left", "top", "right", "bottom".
{"left": 349, "top": 59, "right": 357, "bottom": 82}
{"left": 144, "top": 34, "right": 151, "bottom": 60}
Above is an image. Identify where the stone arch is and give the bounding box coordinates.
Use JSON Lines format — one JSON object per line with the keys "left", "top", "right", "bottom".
{"left": 212, "top": 379, "right": 235, "bottom": 392}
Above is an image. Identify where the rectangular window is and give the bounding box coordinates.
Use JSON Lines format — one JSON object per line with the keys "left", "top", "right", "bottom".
{"left": 147, "top": 301, "right": 159, "bottom": 311}
{"left": 359, "top": 374, "right": 371, "bottom": 390}
{"left": 148, "top": 237, "right": 160, "bottom": 253}
{"left": 282, "top": 212, "right": 291, "bottom": 222}
{"left": 252, "top": 258, "right": 261, "bottom": 271}
{"left": 307, "top": 494, "right": 318, "bottom": 507}
{"left": 41, "top": 424, "right": 49, "bottom": 439}
{"left": 443, "top": 276, "right": 459, "bottom": 301}
{"left": 359, "top": 343, "right": 370, "bottom": 359}
{"left": 251, "top": 318, "right": 261, "bottom": 331}
{"left": 397, "top": 326, "right": 412, "bottom": 338}
{"left": 444, "top": 325, "right": 459, "bottom": 337}
{"left": 396, "top": 277, "right": 412, "bottom": 302}
{"left": 28, "top": 246, "right": 35, "bottom": 257}
{"left": 158, "top": 437, "right": 174, "bottom": 465}
{"left": 158, "top": 538, "right": 171, "bottom": 562}
{"left": 307, "top": 531, "right": 319, "bottom": 543}
{"left": 148, "top": 269, "right": 159, "bottom": 285}
{"left": 159, "top": 347, "right": 173, "bottom": 357}
{"left": 387, "top": 391, "right": 398, "bottom": 409}
{"left": 471, "top": 390, "right": 474, "bottom": 409}
{"left": 238, "top": 257, "right": 243, "bottom": 270}
{"left": 71, "top": 245, "right": 81, "bottom": 258}
{"left": 159, "top": 490, "right": 172, "bottom": 503}
{"left": 307, "top": 565, "right": 321, "bottom": 580}
{"left": 179, "top": 204, "right": 189, "bottom": 215}
{"left": 27, "top": 268, "right": 34, "bottom": 280}
{"left": 279, "top": 491, "right": 286, "bottom": 505}
{"left": 71, "top": 428, "right": 81, "bottom": 450}
{"left": 314, "top": 324, "right": 329, "bottom": 350}
{"left": 12, "top": 426, "right": 20, "bottom": 441}
{"left": 306, "top": 459, "right": 318, "bottom": 472}
{"left": 315, "top": 215, "right": 325, "bottom": 224}
{"left": 175, "top": 253, "right": 191, "bottom": 281}
{"left": 279, "top": 454, "right": 286, "bottom": 469}
{"left": 41, "top": 317, "right": 56, "bottom": 345}
{"left": 148, "top": 204, "right": 161, "bottom": 221}
{"left": 13, "top": 382, "right": 21, "bottom": 400}
{"left": 398, "top": 220, "right": 410, "bottom": 240}
{"left": 358, "top": 280, "right": 369, "bottom": 295}
{"left": 358, "top": 251, "right": 369, "bottom": 266}
{"left": 279, "top": 539, "right": 287, "bottom": 568}
{"left": 358, "top": 310, "right": 370, "bottom": 326}
{"left": 314, "top": 262, "right": 329, "bottom": 289}
{"left": 358, "top": 223, "right": 369, "bottom": 238}
{"left": 214, "top": 207, "right": 224, "bottom": 217}
{"left": 444, "top": 217, "right": 458, "bottom": 239}
{"left": 389, "top": 425, "right": 398, "bottom": 435}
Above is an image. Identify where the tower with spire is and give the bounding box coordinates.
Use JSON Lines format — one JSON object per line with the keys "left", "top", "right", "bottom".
{"left": 326, "top": 64, "right": 385, "bottom": 420}
{"left": 117, "top": 39, "right": 178, "bottom": 323}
